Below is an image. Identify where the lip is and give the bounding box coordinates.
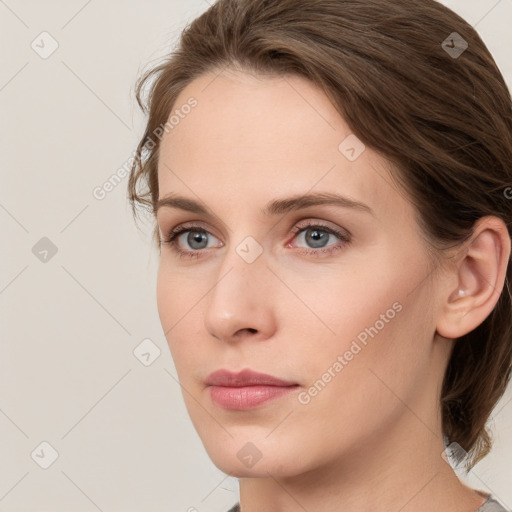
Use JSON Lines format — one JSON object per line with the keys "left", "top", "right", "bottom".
{"left": 205, "top": 368, "right": 297, "bottom": 387}
{"left": 205, "top": 369, "right": 299, "bottom": 410}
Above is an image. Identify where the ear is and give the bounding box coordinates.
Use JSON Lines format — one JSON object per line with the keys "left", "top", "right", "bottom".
{"left": 436, "top": 216, "right": 511, "bottom": 340}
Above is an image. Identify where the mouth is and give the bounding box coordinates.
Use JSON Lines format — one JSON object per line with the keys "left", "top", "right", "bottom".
{"left": 205, "top": 368, "right": 299, "bottom": 410}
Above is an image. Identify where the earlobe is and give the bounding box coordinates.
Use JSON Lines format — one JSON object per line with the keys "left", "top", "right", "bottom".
{"left": 436, "top": 217, "right": 511, "bottom": 340}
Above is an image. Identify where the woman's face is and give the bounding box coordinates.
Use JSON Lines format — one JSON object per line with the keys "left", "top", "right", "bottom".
{"left": 156, "top": 69, "right": 449, "bottom": 477}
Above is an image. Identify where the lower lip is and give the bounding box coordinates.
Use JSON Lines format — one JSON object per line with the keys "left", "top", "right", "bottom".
{"left": 208, "top": 385, "right": 298, "bottom": 410}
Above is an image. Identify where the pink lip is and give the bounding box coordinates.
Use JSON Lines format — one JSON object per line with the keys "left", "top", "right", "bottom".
{"left": 205, "top": 368, "right": 297, "bottom": 387}
{"left": 205, "top": 369, "right": 299, "bottom": 410}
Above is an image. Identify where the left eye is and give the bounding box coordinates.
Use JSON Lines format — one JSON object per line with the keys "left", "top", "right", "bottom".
{"left": 291, "top": 224, "right": 347, "bottom": 250}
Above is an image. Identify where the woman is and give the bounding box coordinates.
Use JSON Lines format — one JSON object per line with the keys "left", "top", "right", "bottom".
{"left": 128, "top": 0, "right": 512, "bottom": 510}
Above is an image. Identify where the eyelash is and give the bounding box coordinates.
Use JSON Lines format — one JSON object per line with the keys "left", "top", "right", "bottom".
{"left": 161, "top": 221, "right": 351, "bottom": 260}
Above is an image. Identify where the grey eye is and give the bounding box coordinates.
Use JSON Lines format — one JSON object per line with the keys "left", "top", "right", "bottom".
{"left": 303, "top": 228, "right": 331, "bottom": 248}
{"left": 185, "top": 231, "right": 209, "bottom": 249}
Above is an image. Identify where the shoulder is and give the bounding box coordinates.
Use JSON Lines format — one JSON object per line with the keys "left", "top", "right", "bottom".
{"left": 477, "top": 494, "right": 510, "bottom": 512}
{"left": 225, "top": 497, "right": 510, "bottom": 512}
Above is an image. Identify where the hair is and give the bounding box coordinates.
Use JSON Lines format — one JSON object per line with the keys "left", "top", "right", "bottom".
{"left": 128, "top": 0, "right": 512, "bottom": 470}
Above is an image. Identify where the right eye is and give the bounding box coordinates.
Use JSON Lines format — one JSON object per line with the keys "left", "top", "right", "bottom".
{"left": 161, "top": 225, "right": 223, "bottom": 258}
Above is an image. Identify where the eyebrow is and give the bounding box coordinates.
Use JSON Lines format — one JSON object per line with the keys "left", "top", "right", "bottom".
{"left": 156, "top": 192, "right": 374, "bottom": 217}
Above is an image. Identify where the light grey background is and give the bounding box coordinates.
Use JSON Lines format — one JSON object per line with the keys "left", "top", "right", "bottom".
{"left": 1, "top": 1, "right": 511, "bottom": 511}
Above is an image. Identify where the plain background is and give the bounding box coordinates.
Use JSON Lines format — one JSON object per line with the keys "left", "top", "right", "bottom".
{"left": 1, "top": 1, "right": 511, "bottom": 511}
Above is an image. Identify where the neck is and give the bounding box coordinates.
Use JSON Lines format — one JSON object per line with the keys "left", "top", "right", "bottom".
{"left": 238, "top": 412, "right": 486, "bottom": 512}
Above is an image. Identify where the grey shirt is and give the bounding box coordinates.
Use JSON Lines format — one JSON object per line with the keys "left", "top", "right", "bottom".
{"left": 226, "top": 494, "right": 509, "bottom": 511}
{"left": 477, "top": 495, "right": 510, "bottom": 511}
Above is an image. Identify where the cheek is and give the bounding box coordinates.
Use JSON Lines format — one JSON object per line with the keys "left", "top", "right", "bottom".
{"left": 293, "top": 271, "right": 435, "bottom": 432}
{"left": 287, "top": 248, "right": 434, "bottom": 406}
{"left": 156, "top": 262, "right": 201, "bottom": 361}
{"left": 156, "top": 264, "right": 176, "bottom": 337}
{"left": 276, "top": 258, "right": 402, "bottom": 356}
{"left": 156, "top": 257, "right": 205, "bottom": 323}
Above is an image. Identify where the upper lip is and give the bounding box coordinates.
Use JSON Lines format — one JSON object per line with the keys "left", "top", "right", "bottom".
{"left": 205, "top": 369, "right": 297, "bottom": 387}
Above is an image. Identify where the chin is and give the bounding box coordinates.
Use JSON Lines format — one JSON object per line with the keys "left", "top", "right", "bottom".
{"left": 200, "top": 433, "right": 305, "bottom": 478}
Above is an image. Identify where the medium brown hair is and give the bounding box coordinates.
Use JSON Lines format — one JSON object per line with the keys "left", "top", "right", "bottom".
{"left": 128, "top": 0, "right": 512, "bottom": 469}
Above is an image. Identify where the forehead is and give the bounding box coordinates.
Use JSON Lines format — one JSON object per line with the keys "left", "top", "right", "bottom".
{"left": 157, "top": 69, "right": 404, "bottom": 221}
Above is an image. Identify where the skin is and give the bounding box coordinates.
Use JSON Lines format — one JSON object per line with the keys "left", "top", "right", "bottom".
{"left": 155, "top": 68, "right": 511, "bottom": 512}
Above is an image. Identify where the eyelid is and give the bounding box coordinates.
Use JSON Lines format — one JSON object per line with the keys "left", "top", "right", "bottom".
{"left": 161, "top": 220, "right": 221, "bottom": 241}
{"left": 291, "top": 218, "right": 351, "bottom": 238}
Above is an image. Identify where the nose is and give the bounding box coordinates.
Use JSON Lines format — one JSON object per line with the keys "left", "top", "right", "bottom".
{"left": 203, "top": 242, "right": 277, "bottom": 344}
